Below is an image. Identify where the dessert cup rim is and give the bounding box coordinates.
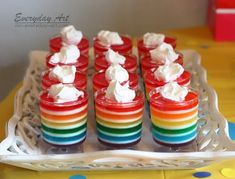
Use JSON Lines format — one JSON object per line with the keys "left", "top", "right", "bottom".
{"left": 94, "top": 88, "right": 144, "bottom": 107}
{"left": 145, "top": 70, "right": 190, "bottom": 85}
{"left": 93, "top": 34, "right": 132, "bottom": 49}
{"left": 149, "top": 87, "right": 198, "bottom": 106}
{"left": 39, "top": 88, "right": 88, "bottom": 106}
{"left": 42, "top": 69, "right": 86, "bottom": 86}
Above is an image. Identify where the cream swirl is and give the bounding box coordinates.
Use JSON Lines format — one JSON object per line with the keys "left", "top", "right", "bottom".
{"left": 160, "top": 82, "right": 188, "bottom": 102}
{"left": 49, "top": 45, "right": 80, "bottom": 64}
{"left": 60, "top": 25, "right": 83, "bottom": 45}
{"left": 105, "top": 64, "right": 129, "bottom": 83}
{"left": 49, "top": 65, "right": 76, "bottom": 83}
{"left": 150, "top": 42, "right": 179, "bottom": 64}
{"left": 97, "top": 30, "right": 123, "bottom": 46}
{"left": 154, "top": 63, "right": 184, "bottom": 82}
{"left": 105, "top": 48, "right": 126, "bottom": 65}
{"left": 143, "top": 32, "right": 165, "bottom": 47}
{"left": 49, "top": 83, "right": 84, "bottom": 103}
{"left": 105, "top": 81, "right": 135, "bottom": 103}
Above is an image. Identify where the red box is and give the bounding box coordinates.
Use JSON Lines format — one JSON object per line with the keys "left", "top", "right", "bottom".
{"left": 208, "top": 0, "right": 235, "bottom": 41}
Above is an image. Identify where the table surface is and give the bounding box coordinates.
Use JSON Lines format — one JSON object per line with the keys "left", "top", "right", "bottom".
{"left": 1, "top": 26, "right": 235, "bottom": 179}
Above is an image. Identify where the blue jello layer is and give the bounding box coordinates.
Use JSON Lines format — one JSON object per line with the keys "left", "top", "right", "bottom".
{"left": 42, "top": 130, "right": 86, "bottom": 145}
{"left": 152, "top": 129, "right": 197, "bottom": 144}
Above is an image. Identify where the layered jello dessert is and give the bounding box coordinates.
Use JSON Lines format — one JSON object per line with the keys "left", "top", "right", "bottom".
{"left": 39, "top": 83, "right": 88, "bottom": 146}
{"left": 93, "top": 64, "right": 138, "bottom": 93}
{"left": 93, "top": 30, "right": 132, "bottom": 56}
{"left": 95, "top": 81, "right": 144, "bottom": 147}
{"left": 137, "top": 32, "right": 176, "bottom": 58}
{"left": 149, "top": 82, "right": 198, "bottom": 146}
{"left": 41, "top": 65, "right": 87, "bottom": 90}
{"left": 145, "top": 63, "right": 190, "bottom": 100}
{"left": 46, "top": 44, "right": 89, "bottom": 73}
{"left": 95, "top": 48, "right": 137, "bottom": 73}
{"left": 141, "top": 42, "right": 183, "bottom": 77}
{"left": 49, "top": 25, "right": 89, "bottom": 55}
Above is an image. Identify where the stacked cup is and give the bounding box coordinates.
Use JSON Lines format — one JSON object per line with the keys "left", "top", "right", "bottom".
{"left": 137, "top": 32, "right": 199, "bottom": 147}
{"left": 39, "top": 25, "right": 89, "bottom": 146}
{"left": 149, "top": 83, "right": 199, "bottom": 147}
{"left": 92, "top": 30, "right": 144, "bottom": 148}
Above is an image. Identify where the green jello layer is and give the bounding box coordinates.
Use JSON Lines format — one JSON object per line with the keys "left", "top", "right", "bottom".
{"left": 151, "top": 122, "right": 197, "bottom": 135}
{"left": 41, "top": 122, "right": 87, "bottom": 134}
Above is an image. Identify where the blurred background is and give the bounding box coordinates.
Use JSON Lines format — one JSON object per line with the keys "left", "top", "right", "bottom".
{"left": 0, "top": 0, "right": 208, "bottom": 100}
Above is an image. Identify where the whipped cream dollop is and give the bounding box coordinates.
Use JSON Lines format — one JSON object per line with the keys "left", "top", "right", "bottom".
{"left": 61, "top": 25, "right": 83, "bottom": 45}
{"left": 105, "top": 48, "right": 126, "bottom": 65}
{"left": 49, "top": 83, "right": 84, "bottom": 103}
{"left": 143, "top": 32, "right": 165, "bottom": 47}
{"left": 97, "top": 30, "right": 123, "bottom": 46}
{"left": 150, "top": 42, "right": 179, "bottom": 64}
{"left": 49, "top": 45, "right": 80, "bottom": 64}
{"left": 49, "top": 65, "right": 76, "bottom": 83}
{"left": 154, "top": 63, "right": 184, "bottom": 82}
{"left": 105, "top": 64, "right": 129, "bottom": 83}
{"left": 160, "top": 82, "right": 188, "bottom": 102}
{"left": 105, "top": 81, "right": 135, "bottom": 103}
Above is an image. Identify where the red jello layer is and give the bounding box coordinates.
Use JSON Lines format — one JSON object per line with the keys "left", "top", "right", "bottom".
{"left": 150, "top": 91, "right": 198, "bottom": 111}
{"left": 145, "top": 71, "right": 190, "bottom": 87}
{"left": 93, "top": 36, "right": 132, "bottom": 56}
{"left": 95, "top": 89, "right": 144, "bottom": 112}
{"left": 93, "top": 72, "right": 138, "bottom": 91}
{"left": 39, "top": 90, "right": 88, "bottom": 112}
{"left": 41, "top": 71, "right": 87, "bottom": 90}
{"left": 49, "top": 36, "right": 89, "bottom": 54}
{"left": 137, "top": 36, "right": 176, "bottom": 57}
{"left": 95, "top": 54, "right": 137, "bottom": 73}
{"left": 46, "top": 54, "right": 88, "bottom": 73}
{"left": 141, "top": 53, "right": 183, "bottom": 75}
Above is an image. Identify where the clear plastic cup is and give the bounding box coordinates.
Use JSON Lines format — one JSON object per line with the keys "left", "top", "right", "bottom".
{"left": 94, "top": 88, "right": 144, "bottom": 148}
{"left": 39, "top": 89, "right": 88, "bottom": 146}
{"left": 149, "top": 87, "right": 199, "bottom": 147}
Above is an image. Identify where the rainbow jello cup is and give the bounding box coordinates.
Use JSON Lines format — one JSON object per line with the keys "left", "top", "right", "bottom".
{"left": 39, "top": 87, "right": 88, "bottom": 146}
{"left": 137, "top": 36, "right": 176, "bottom": 58}
{"left": 141, "top": 53, "right": 183, "bottom": 78}
{"left": 95, "top": 53, "right": 137, "bottom": 73}
{"left": 145, "top": 69, "right": 190, "bottom": 101}
{"left": 92, "top": 71, "right": 138, "bottom": 93}
{"left": 93, "top": 35, "right": 132, "bottom": 56}
{"left": 95, "top": 88, "right": 144, "bottom": 147}
{"left": 149, "top": 85, "right": 199, "bottom": 147}
{"left": 41, "top": 70, "right": 87, "bottom": 91}
{"left": 46, "top": 53, "right": 89, "bottom": 74}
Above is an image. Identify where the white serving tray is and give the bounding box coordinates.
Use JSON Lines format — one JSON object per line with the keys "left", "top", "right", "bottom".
{"left": 0, "top": 49, "right": 235, "bottom": 171}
